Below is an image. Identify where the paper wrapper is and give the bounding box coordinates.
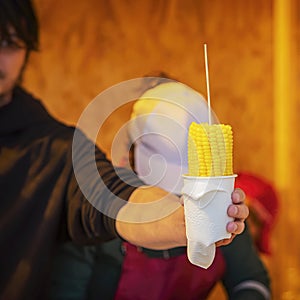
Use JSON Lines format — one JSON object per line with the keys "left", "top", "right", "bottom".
{"left": 181, "top": 174, "right": 237, "bottom": 268}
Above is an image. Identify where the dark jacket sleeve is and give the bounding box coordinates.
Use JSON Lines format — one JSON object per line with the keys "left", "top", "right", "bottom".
{"left": 221, "top": 223, "right": 271, "bottom": 299}
{"left": 66, "top": 129, "right": 144, "bottom": 244}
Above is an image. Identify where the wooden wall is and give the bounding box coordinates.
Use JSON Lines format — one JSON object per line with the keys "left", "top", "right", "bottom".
{"left": 24, "top": 0, "right": 299, "bottom": 299}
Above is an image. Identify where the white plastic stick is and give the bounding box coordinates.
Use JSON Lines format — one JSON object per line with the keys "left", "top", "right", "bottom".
{"left": 204, "top": 44, "right": 211, "bottom": 125}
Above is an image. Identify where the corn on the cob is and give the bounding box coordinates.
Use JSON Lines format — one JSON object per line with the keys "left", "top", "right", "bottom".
{"left": 188, "top": 122, "right": 233, "bottom": 176}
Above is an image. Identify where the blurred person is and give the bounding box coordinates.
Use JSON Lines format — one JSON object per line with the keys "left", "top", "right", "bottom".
{"left": 0, "top": 1, "right": 248, "bottom": 300}
{"left": 111, "top": 80, "right": 271, "bottom": 300}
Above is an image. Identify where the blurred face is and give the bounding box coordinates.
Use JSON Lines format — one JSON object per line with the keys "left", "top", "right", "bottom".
{"left": 0, "top": 27, "right": 27, "bottom": 107}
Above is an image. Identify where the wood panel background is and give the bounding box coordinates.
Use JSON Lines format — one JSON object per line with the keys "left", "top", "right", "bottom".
{"left": 24, "top": 0, "right": 299, "bottom": 299}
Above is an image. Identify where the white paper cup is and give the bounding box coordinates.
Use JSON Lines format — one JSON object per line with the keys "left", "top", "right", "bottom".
{"left": 181, "top": 174, "right": 237, "bottom": 268}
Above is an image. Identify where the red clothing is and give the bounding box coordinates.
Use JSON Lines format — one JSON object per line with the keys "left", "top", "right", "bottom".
{"left": 111, "top": 225, "right": 270, "bottom": 300}
{"left": 115, "top": 243, "right": 225, "bottom": 300}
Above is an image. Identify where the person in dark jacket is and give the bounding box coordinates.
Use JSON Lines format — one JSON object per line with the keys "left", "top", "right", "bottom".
{"left": 0, "top": 1, "right": 248, "bottom": 299}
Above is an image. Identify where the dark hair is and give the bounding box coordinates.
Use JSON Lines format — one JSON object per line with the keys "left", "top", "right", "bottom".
{"left": 0, "top": 0, "right": 39, "bottom": 51}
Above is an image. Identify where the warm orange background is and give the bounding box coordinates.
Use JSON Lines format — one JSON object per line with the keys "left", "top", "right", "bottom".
{"left": 24, "top": 0, "right": 299, "bottom": 299}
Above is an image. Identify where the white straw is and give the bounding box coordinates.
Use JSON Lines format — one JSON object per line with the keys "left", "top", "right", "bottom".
{"left": 204, "top": 44, "right": 211, "bottom": 125}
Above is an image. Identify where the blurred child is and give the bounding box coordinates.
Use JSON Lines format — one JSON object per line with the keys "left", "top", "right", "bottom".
{"left": 112, "top": 79, "right": 271, "bottom": 300}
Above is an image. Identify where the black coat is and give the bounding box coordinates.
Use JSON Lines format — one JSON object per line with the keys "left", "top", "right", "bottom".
{"left": 0, "top": 87, "right": 142, "bottom": 300}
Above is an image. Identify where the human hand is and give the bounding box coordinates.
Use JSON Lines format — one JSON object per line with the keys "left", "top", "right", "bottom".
{"left": 216, "top": 188, "right": 249, "bottom": 247}
{"left": 116, "top": 186, "right": 186, "bottom": 250}
{"left": 116, "top": 186, "right": 248, "bottom": 250}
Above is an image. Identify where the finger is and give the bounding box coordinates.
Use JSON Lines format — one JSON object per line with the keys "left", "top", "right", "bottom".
{"left": 231, "top": 188, "right": 245, "bottom": 204}
{"left": 227, "top": 220, "right": 245, "bottom": 235}
{"left": 216, "top": 235, "right": 235, "bottom": 247}
{"left": 227, "top": 203, "right": 249, "bottom": 220}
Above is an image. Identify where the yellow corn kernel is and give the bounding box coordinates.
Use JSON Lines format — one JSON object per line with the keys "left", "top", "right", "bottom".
{"left": 188, "top": 122, "right": 233, "bottom": 176}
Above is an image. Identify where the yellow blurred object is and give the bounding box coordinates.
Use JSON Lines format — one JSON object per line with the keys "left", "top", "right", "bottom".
{"left": 188, "top": 122, "right": 233, "bottom": 176}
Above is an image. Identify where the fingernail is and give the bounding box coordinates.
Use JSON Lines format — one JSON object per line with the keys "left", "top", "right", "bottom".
{"left": 229, "top": 223, "right": 238, "bottom": 232}
{"left": 229, "top": 205, "right": 238, "bottom": 216}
